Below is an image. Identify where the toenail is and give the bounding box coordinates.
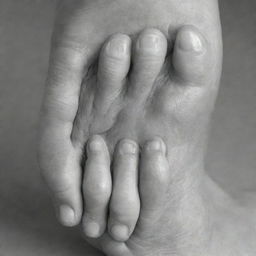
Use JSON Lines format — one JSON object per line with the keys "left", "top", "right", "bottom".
{"left": 106, "top": 36, "right": 130, "bottom": 57}
{"left": 111, "top": 224, "right": 129, "bottom": 241}
{"left": 84, "top": 220, "right": 100, "bottom": 238}
{"left": 59, "top": 205, "right": 75, "bottom": 226}
{"left": 119, "top": 140, "right": 137, "bottom": 155}
{"left": 88, "top": 136, "right": 102, "bottom": 152}
{"left": 139, "top": 34, "right": 161, "bottom": 51}
{"left": 178, "top": 30, "right": 203, "bottom": 53}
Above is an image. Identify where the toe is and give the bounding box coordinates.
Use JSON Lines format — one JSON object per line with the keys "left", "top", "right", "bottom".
{"left": 138, "top": 138, "right": 170, "bottom": 225}
{"left": 108, "top": 139, "right": 140, "bottom": 242}
{"left": 128, "top": 29, "right": 167, "bottom": 101}
{"left": 83, "top": 135, "right": 112, "bottom": 238}
{"left": 94, "top": 34, "right": 131, "bottom": 114}
{"left": 172, "top": 25, "right": 208, "bottom": 84}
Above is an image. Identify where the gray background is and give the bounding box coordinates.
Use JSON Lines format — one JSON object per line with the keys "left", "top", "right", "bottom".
{"left": 0, "top": 0, "right": 256, "bottom": 255}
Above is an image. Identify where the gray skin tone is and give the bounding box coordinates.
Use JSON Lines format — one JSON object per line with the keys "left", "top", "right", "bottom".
{"left": 39, "top": 0, "right": 222, "bottom": 228}
{"left": 38, "top": 1, "right": 256, "bottom": 255}
{"left": 78, "top": 28, "right": 256, "bottom": 256}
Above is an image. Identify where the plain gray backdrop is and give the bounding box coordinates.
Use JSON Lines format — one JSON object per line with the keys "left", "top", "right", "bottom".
{"left": 0, "top": 0, "right": 256, "bottom": 255}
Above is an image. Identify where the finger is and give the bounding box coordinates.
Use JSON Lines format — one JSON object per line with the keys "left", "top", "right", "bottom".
{"left": 83, "top": 135, "right": 112, "bottom": 238}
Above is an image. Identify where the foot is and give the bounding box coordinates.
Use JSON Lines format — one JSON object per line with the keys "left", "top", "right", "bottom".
{"left": 38, "top": 0, "right": 221, "bottom": 226}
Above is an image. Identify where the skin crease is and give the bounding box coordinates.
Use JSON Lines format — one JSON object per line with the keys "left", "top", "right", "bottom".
{"left": 38, "top": 1, "right": 256, "bottom": 255}
{"left": 74, "top": 29, "right": 256, "bottom": 255}
{"left": 52, "top": 0, "right": 222, "bottom": 64}
{"left": 52, "top": 0, "right": 223, "bottom": 157}
{"left": 39, "top": 0, "right": 221, "bottom": 223}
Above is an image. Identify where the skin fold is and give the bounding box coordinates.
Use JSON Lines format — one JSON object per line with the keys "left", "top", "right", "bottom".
{"left": 38, "top": 1, "right": 256, "bottom": 255}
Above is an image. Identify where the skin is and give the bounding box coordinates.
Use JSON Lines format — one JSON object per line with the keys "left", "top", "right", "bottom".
{"left": 38, "top": 0, "right": 222, "bottom": 227}
{"left": 38, "top": 0, "right": 256, "bottom": 255}
{"left": 78, "top": 28, "right": 256, "bottom": 256}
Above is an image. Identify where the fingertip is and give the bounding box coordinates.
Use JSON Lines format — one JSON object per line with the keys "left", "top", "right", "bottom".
{"left": 109, "top": 224, "right": 130, "bottom": 242}
{"left": 143, "top": 136, "right": 166, "bottom": 155}
{"left": 172, "top": 25, "right": 208, "bottom": 83}
{"left": 58, "top": 204, "right": 77, "bottom": 227}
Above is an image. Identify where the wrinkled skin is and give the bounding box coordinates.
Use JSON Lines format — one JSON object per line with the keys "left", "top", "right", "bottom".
{"left": 38, "top": 0, "right": 225, "bottom": 255}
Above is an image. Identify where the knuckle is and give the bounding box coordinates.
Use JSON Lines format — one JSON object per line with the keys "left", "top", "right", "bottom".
{"left": 84, "top": 180, "right": 111, "bottom": 202}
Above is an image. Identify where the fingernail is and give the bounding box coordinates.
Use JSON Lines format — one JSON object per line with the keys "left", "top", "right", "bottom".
{"left": 139, "top": 34, "right": 160, "bottom": 51}
{"left": 88, "top": 135, "right": 103, "bottom": 152}
{"left": 119, "top": 140, "right": 137, "bottom": 155}
{"left": 146, "top": 139, "right": 165, "bottom": 153}
{"left": 84, "top": 221, "right": 101, "bottom": 238}
{"left": 178, "top": 30, "right": 203, "bottom": 52}
{"left": 59, "top": 205, "right": 75, "bottom": 226}
{"left": 106, "top": 36, "right": 130, "bottom": 56}
{"left": 111, "top": 225, "right": 129, "bottom": 241}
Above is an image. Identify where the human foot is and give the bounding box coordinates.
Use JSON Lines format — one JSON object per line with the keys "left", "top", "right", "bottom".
{"left": 38, "top": 0, "right": 221, "bottom": 226}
